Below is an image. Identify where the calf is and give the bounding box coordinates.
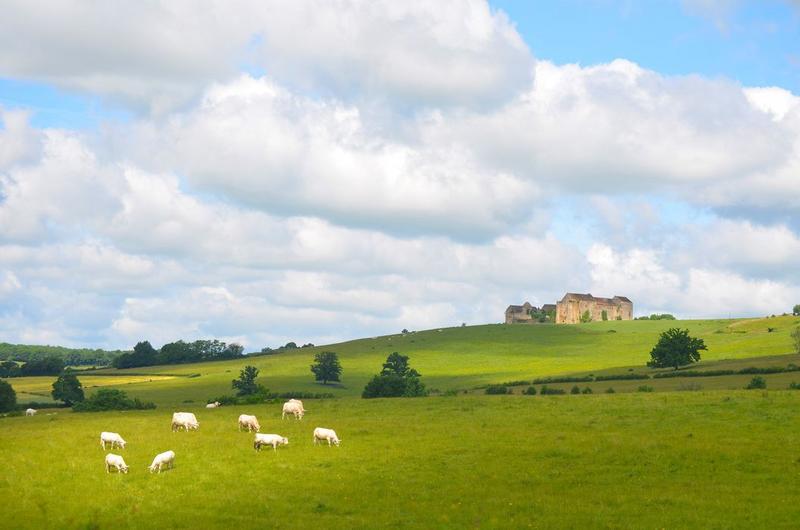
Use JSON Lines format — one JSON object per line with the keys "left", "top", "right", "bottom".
{"left": 100, "top": 431, "right": 127, "bottom": 450}
{"left": 171, "top": 412, "right": 199, "bottom": 431}
{"left": 282, "top": 401, "right": 305, "bottom": 420}
{"left": 254, "top": 433, "right": 289, "bottom": 452}
{"left": 313, "top": 427, "right": 340, "bottom": 446}
{"left": 238, "top": 414, "right": 261, "bottom": 432}
{"left": 105, "top": 453, "right": 129, "bottom": 474}
{"left": 25, "top": 408, "right": 37, "bottom": 416}
{"left": 148, "top": 450, "right": 176, "bottom": 473}
{"left": 205, "top": 401, "right": 221, "bottom": 409}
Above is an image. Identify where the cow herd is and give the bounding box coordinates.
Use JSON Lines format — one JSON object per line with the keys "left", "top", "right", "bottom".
{"left": 101, "top": 398, "right": 340, "bottom": 475}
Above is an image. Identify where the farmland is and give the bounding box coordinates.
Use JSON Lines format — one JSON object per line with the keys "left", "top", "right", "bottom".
{"left": 2, "top": 315, "right": 800, "bottom": 528}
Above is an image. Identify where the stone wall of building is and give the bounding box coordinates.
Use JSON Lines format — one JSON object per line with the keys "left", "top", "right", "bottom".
{"left": 555, "top": 294, "right": 632, "bottom": 324}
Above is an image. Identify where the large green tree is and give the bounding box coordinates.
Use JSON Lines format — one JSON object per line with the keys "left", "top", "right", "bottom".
{"left": 793, "top": 304, "right": 800, "bottom": 316}
{"left": 647, "top": 328, "right": 707, "bottom": 370}
{"left": 363, "top": 352, "right": 426, "bottom": 398}
{"left": 51, "top": 373, "right": 85, "bottom": 405}
{"left": 232, "top": 365, "right": 260, "bottom": 396}
{"left": 0, "top": 379, "right": 16, "bottom": 412}
{"left": 310, "top": 351, "right": 342, "bottom": 385}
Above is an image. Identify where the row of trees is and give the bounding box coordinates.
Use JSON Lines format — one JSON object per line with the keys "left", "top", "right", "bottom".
{"left": 0, "top": 343, "right": 123, "bottom": 366}
{"left": 0, "top": 357, "right": 65, "bottom": 377}
{"left": 113, "top": 340, "right": 244, "bottom": 369}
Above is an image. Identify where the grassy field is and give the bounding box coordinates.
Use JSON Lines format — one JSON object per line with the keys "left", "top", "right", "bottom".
{"left": 2, "top": 392, "right": 800, "bottom": 529}
{"left": 8, "top": 315, "right": 789, "bottom": 407}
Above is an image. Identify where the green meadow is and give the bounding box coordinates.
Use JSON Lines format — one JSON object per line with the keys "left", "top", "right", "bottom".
{"left": 2, "top": 315, "right": 800, "bottom": 528}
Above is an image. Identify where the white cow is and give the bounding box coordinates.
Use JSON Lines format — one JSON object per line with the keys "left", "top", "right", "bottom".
{"left": 171, "top": 412, "right": 199, "bottom": 431}
{"left": 105, "top": 453, "right": 129, "bottom": 474}
{"left": 254, "top": 433, "right": 289, "bottom": 452}
{"left": 148, "top": 450, "right": 175, "bottom": 473}
{"left": 313, "top": 427, "right": 340, "bottom": 446}
{"left": 25, "top": 408, "right": 37, "bottom": 416}
{"left": 282, "top": 400, "right": 305, "bottom": 420}
{"left": 238, "top": 414, "right": 261, "bottom": 432}
{"left": 100, "top": 431, "right": 127, "bottom": 450}
{"left": 205, "top": 401, "right": 221, "bottom": 409}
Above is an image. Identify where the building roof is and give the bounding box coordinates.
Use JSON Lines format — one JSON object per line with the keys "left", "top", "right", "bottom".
{"left": 613, "top": 296, "right": 632, "bottom": 303}
{"left": 506, "top": 305, "right": 525, "bottom": 312}
{"left": 541, "top": 304, "right": 556, "bottom": 312}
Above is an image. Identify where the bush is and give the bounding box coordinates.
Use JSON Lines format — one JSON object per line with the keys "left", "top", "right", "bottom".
{"left": 441, "top": 389, "right": 459, "bottom": 397}
{"left": 581, "top": 387, "right": 593, "bottom": 394}
{"left": 595, "top": 373, "right": 649, "bottom": 381}
{"left": 653, "top": 370, "right": 736, "bottom": 379}
{"left": 0, "top": 379, "right": 16, "bottom": 412}
{"left": 484, "top": 384, "right": 509, "bottom": 395}
{"left": 73, "top": 388, "right": 155, "bottom": 412}
{"left": 570, "top": 385, "right": 581, "bottom": 394}
{"left": 605, "top": 387, "right": 616, "bottom": 394}
{"left": 540, "top": 386, "right": 566, "bottom": 395}
{"left": 523, "top": 386, "right": 537, "bottom": 395}
{"left": 532, "top": 376, "right": 592, "bottom": 385}
{"left": 637, "top": 385, "right": 654, "bottom": 393}
{"left": 745, "top": 376, "right": 767, "bottom": 390}
{"left": 500, "top": 380, "right": 531, "bottom": 387}
{"left": 788, "top": 382, "right": 800, "bottom": 390}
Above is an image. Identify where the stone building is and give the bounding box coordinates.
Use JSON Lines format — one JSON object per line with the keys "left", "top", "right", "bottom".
{"left": 555, "top": 293, "right": 632, "bottom": 324}
{"left": 505, "top": 302, "right": 534, "bottom": 324}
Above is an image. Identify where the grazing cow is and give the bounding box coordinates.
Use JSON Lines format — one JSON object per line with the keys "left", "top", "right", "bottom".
{"left": 105, "top": 453, "right": 129, "bottom": 474}
{"left": 148, "top": 450, "right": 175, "bottom": 473}
{"left": 313, "top": 427, "right": 340, "bottom": 446}
{"left": 282, "top": 400, "right": 305, "bottom": 420}
{"left": 254, "top": 433, "right": 289, "bottom": 452}
{"left": 238, "top": 414, "right": 261, "bottom": 432}
{"left": 100, "top": 431, "right": 127, "bottom": 450}
{"left": 171, "top": 412, "right": 199, "bottom": 431}
{"left": 25, "top": 408, "right": 37, "bottom": 416}
{"left": 205, "top": 401, "right": 221, "bottom": 409}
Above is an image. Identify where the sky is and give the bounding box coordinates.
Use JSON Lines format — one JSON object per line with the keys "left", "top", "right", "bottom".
{"left": 0, "top": 1, "right": 798, "bottom": 351}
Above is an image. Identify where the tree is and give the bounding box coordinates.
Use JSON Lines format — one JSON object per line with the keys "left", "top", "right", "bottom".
{"left": 310, "top": 351, "right": 342, "bottom": 385}
{"left": 580, "top": 310, "right": 592, "bottom": 323}
{"left": 647, "top": 328, "right": 707, "bottom": 370}
{"left": 0, "top": 379, "right": 16, "bottom": 412}
{"left": 51, "top": 373, "right": 84, "bottom": 405}
{"left": 362, "top": 352, "right": 426, "bottom": 398}
{"left": 232, "top": 365, "right": 260, "bottom": 396}
{"left": 793, "top": 304, "right": 800, "bottom": 316}
{"left": 601, "top": 310, "right": 608, "bottom": 321}
{"left": 113, "top": 340, "right": 157, "bottom": 368}
{"left": 792, "top": 327, "right": 800, "bottom": 355}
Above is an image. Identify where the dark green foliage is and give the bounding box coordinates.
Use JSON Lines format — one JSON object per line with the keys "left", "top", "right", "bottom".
{"left": 485, "top": 384, "right": 509, "bottom": 395}
{"left": 570, "top": 385, "right": 581, "bottom": 394}
{"left": 113, "top": 339, "right": 245, "bottom": 368}
{"left": 499, "top": 380, "right": 530, "bottom": 387}
{"left": 654, "top": 369, "right": 736, "bottom": 379}
{"left": 0, "top": 379, "right": 16, "bottom": 412}
{"left": 523, "top": 386, "right": 537, "bottom": 395}
{"left": 648, "top": 328, "right": 706, "bottom": 370}
{"left": 636, "top": 314, "right": 676, "bottom": 320}
{"left": 788, "top": 382, "right": 800, "bottom": 390}
{"left": 595, "top": 373, "right": 650, "bottom": 381}
{"left": 601, "top": 310, "right": 608, "bottom": 321}
{"left": 580, "top": 310, "right": 592, "bottom": 323}
{"left": 532, "top": 375, "right": 592, "bottom": 384}
{"left": 0, "top": 360, "right": 21, "bottom": 377}
{"left": 792, "top": 304, "right": 800, "bottom": 316}
{"left": 581, "top": 387, "right": 593, "bottom": 394}
{"left": 73, "top": 389, "right": 155, "bottom": 412}
{"left": 16, "top": 356, "right": 65, "bottom": 376}
{"left": 637, "top": 385, "right": 654, "bottom": 393}
{"left": 539, "top": 386, "right": 566, "bottom": 395}
{"left": 310, "top": 351, "right": 342, "bottom": 384}
{"left": 745, "top": 376, "right": 766, "bottom": 390}
{"left": 362, "top": 352, "right": 426, "bottom": 398}
{"left": 605, "top": 387, "right": 616, "bottom": 393}
{"left": 232, "top": 365, "right": 260, "bottom": 396}
{"left": 51, "top": 373, "right": 84, "bottom": 405}
{"left": 0, "top": 342, "right": 122, "bottom": 366}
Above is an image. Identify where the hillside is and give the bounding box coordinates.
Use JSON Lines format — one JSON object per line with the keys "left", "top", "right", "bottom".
{"left": 9, "top": 315, "right": 797, "bottom": 406}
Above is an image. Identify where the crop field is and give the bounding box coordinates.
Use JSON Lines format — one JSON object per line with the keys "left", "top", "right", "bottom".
{"left": 2, "top": 392, "right": 800, "bottom": 529}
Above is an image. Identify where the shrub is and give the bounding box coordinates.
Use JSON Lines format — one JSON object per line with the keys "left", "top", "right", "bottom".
{"left": 500, "top": 380, "right": 531, "bottom": 387}
{"left": 485, "top": 384, "right": 509, "bottom": 395}
{"left": 745, "top": 376, "right": 767, "bottom": 390}
{"left": 0, "top": 380, "right": 17, "bottom": 412}
{"left": 788, "top": 382, "right": 800, "bottom": 390}
{"left": 595, "top": 373, "right": 649, "bottom": 381}
{"left": 532, "top": 376, "right": 592, "bottom": 385}
{"left": 540, "top": 386, "right": 566, "bottom": 395}
{"left": 441, "top": 389, "right": 459, "bottom": 397}
{"left": 605, "top": 387, "right": 616, "bottom": 394}
{"left": 523, "top": 386, "right": 537, "bottom": 395}
{"left": 73, "top": 389, "right": 155, "bottom": 412}
{"left": 570, "top": 385, "right": 581, "bottom": 394}
{"left": 581, "top": 387, "right": 593, "bottom": 394}
{"left": 637, "top": 385, "right": 654, "bottom": 393}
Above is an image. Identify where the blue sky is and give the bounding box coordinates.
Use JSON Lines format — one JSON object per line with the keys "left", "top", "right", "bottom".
{"left": 0, "top": 1, "right": 798, "bottom": 349}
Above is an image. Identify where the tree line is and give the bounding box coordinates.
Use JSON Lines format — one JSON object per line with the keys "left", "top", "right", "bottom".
{"left": 0, "top": 342, "right": 124, "bottom": 366}
{"left": 112, "top": 340, "right": 245, "bottom": 368}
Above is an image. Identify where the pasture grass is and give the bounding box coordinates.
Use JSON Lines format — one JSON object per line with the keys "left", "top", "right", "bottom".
{"left": 2, "top": 392, "right": 800, "bottom": 528}
{"left": 43, "top": 315, "right": 800, "bottom": 406}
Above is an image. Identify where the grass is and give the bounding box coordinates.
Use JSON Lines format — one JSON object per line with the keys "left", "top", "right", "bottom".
{"left": 9, "top": 315, "right": 790, "bottom": 407}
{"left": 2, "top": 392, "right": 800, "bottom": 528}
